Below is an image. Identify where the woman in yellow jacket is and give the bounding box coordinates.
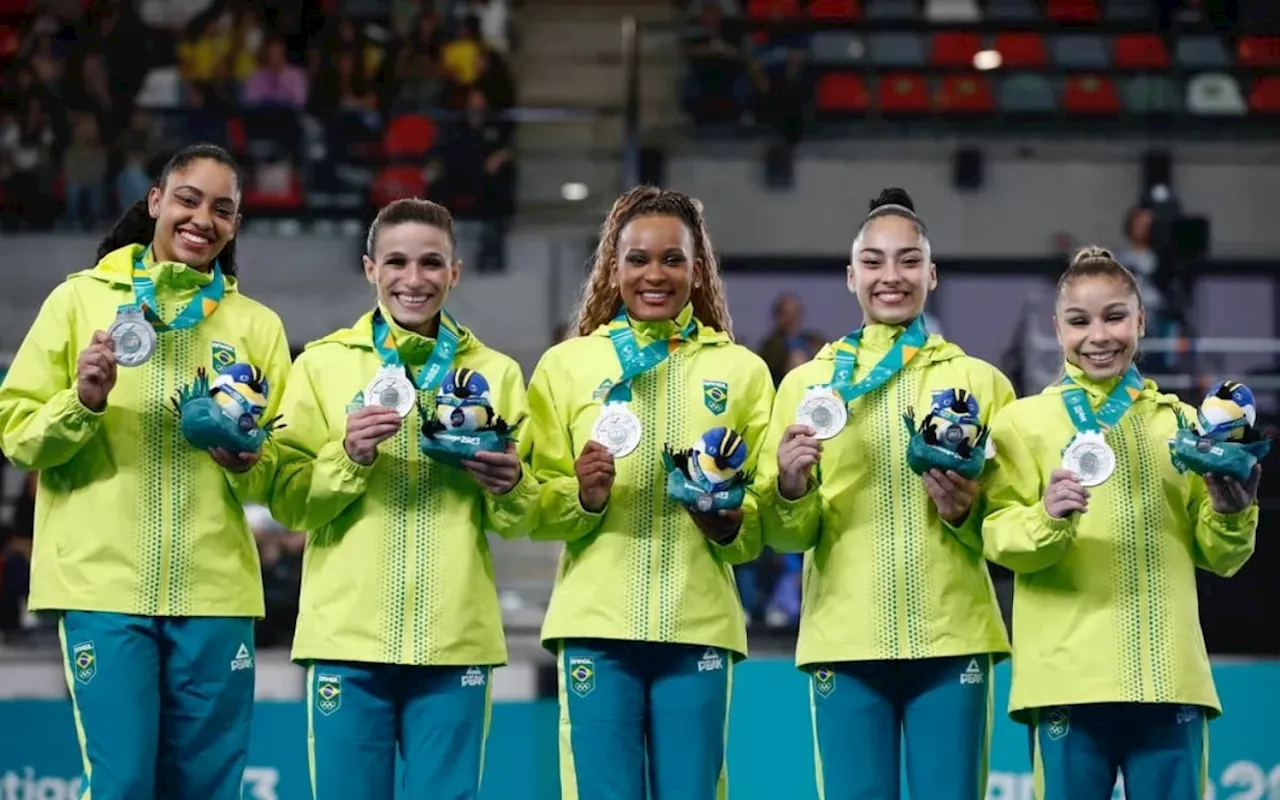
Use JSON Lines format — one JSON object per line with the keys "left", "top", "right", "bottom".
{"left": 981, "top": 247, "right": 1259, "bottom": 800}
{"left": 267, "top": 198, "right": 540, "bottom": 800}
{"left": 0, "top": 144, "right": 291, "bottom": 800}
{"left": 525, "top": 186, "right": 775, "bottom": 799}
{"left": 755, "top": 188, "right": 1014, "bottom": 800}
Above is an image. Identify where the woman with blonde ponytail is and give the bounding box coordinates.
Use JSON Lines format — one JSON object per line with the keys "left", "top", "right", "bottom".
{"left": 525, "top": 186, "right": 774, "bottom": 799}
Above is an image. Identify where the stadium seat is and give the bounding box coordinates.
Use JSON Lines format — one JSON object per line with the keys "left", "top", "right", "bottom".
{"left": 999, "top": 73, "right": 1057, "bottom": 113}
{"left": 865, "top": 0, "right": 918, "bottom": 19}
{"left": 993, "top": 32, "right": 1048, "bottom": 68}
{"left": 1046, "top": 0, "right": 1100, "bottom": 23}
{"left": 383, "top": 114, "right": 437, "bottom": 158}
{"left": 0, "top": 25, "right": 16, "bottom": 61}
{"left": 1185, "top": 73, "right": 1246, "bottom": 116}
{"left": 1120, "top": 74, "right": 1182, "bottom": 114}
{"left": 1050, "top": 35, "right": 1109, "bottom": 70}
{"left": 877, "top": 73, "right": 932, "bottom": 114}
{"left": 1248, "top": 76, "right": 1280, "bottom": 114}
{"left": 243, "top": 164, "right": 305, "bottom": 210}
{"left": 1105, "top": 0, "right": 1153, "bottom": 19}
{"left": 226, "top": 117, "right": 247, "bottom": 155}
{"left": 924, "top": 0, "right": 980, "bottom": 22}
{"left": 1113, "top": 34, "right": 1169, "bottom": 69}
{"left": 986, "top": 0, "right": 1040, "bottom": 21}
{"left": 930, "top": 31, "right": 983, "bottom": 67}
{"left": 869, "top": 33, "right": 927, "bottom": 67}
{"left": 1063, "top": 75, "right": 1120, "bottom": 114}
{"left": 936, "top": 73, "right": 996, "bottom": 114}
{"left": 747, "top": 0, "right": 799, "bottom": 18}
{"left": 808, "top": 0, "right": 862, "bottom": 20}
{"left": 370, "top": 165, "right": 428, "bottom": 207}
{"left": 1175, "top": 36, "right": 1232, "bottom": 70}
{"left": 815, "top": 72, "right": 871, "bottom": 113}
{"left": 812, "top": 31, "right": 865, "bottom": 65}
{"left": 1237, "top": 36, "right": 1280, "bottom": 68}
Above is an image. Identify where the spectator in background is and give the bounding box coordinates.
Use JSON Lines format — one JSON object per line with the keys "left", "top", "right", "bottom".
{"left": 682, "top": 2, "right": 751, "bottom": 123}
{"left": 242, "top": 35, "right": 308, "bottom": 109}
{"left": 391, "top": 11, "right": 448, "bottom": 111}
{"left": 60, "top": 112, "right": 108, "bottom": 230}
{"left": 0, "top": 95, "right": 57, "bottom": 230}
{"left": 1116, "top": 204, "right": 1181, "bottom": 372}
{"left": 442, "top": 15, "right": 485, "bottom": 100}
{"left": 0, "top": 472, "right": 35, "bottom": 642}
{"left": 63, "top": 52, "right": 115, "bottom": 140}
{"left": 456, "top": 0, "right": 510, "bottom": 53}
{"left": 747, "top": 11, "right": 813, "bottom": 143}
{"left": 178, "top": 4, "right": 259, "bottom": 113}
{"left": 474, "top": 47, "right": 515, "bottom": 110}
{"left": 757, "top": 292, "right": 823, "bottom": 387}
{"left": 308, "top": 19, "right": 383, "bottom": 109}
{"left": 115, "top": 110, "right": 158, "bottom": 209}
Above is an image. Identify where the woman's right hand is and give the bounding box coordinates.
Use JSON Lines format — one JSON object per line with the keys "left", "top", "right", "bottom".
{"left": 76, "top": 330, "right": 117, "bottom": 412}
{"left": 575, "top": 440, "right": 615, "bottom": 513}
{"left": 343, "top": 407, "right": 403, "bottom": 466}
{"left": 1044, "top": 468, "right": 1089, "bottom": 519}
{"left": 777, "top": 424, "right": 821, "bottom": 501}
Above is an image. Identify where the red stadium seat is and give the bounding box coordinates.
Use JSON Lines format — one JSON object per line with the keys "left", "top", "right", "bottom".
{"left": 384, "top": 114, "right": 437, "bottom": 158}
{"left": 370, "top": 166, "right": 428, "bottom": 207}
{"left": 1113, "top": 34, "right": 1170, "bottom": 69}
{"left": 1063, "top": 74, "right": 1121, "bottom": 114}
{"left": 225, "top": 117, "right": 247, "bottom": 155}
{"left": 878, "top": 73, "right": 931, "bottom": 114}
{"left": 1237, "top": 36, "right": 1280, "bottom": 68}
{"left": 936, "top": 73, "right": 995, "bottom": 114}
{"left": 1248, "top": 76, "right": 1280, "bottom": 114}
{"left": 243, "top": 165, "right": 304, "bottom": 210}
{"left": 993, "top": 32, "right": 1048, "bottom": 68}
{"left": 747, "top": 0, "right": 799, "bottom": 19}
{"left": 1046, "top": 0, "right": 1100, "bottom": 23}
{"left": 0, "top": 0, "right": 32, "bottom": 11}
{"left": 930, "top": 31, "right": 983, "bottom": 67}
{"left": 815, "top": 72, "right": 870, "bottom": 112}
{"left": 808, "top": 0, "right": 861, "bottom": 20}
{"left": 0, "top": 25, "right": 17, "bottom": 60}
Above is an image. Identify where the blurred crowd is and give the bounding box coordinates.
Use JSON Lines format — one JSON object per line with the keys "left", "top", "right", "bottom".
{"left": 0, "top": 0, "right": 518, "bottom": 269}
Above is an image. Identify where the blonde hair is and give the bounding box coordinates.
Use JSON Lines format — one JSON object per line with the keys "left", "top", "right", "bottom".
{"left": 570, "top": 186, "right": 734, "bottom": 338}
{"left": 1057, "top": 245, "right": 1144, "bottom": 307}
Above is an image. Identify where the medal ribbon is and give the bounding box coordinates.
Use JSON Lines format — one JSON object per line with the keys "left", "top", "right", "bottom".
{"left": 1059, "top": 365, "right": 1144, "bottom": 433}
{"left": 121, "top": 250, "right": 226, "bottom": 331}
{"left": 603, "top": 308, "right": 697, "bottom": 403}
{"left": 371, "top": 308, "right": 462, "bottom": 393}
{"left": 828, "top": 316, "right": 929, "bottom": 405}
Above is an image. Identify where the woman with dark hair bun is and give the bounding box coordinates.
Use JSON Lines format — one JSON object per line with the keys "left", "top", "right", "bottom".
{"left": 756, "top": 188, "right": 1016, "bottom": 799}
{"left": 0, "top": 143, "right": 291, "bottom": 800}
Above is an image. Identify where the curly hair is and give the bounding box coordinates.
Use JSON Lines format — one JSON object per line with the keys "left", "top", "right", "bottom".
{"left": 570, "top": 186, "right": 734, "bottom": 338}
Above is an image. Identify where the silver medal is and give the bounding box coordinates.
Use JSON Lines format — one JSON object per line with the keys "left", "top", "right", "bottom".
{"left": 592, "top": 403, "right": 642, "bottom": 458}
{"left": 108, "top": 308, "right": 156, "bottom": 367}
{"left": 1062, "top": 431, "right": 1115, "bottom": 487}
{"left": 364, "top": 366, "right": 417, "bottom": 418}
{"left": 795, "top": 388, "right": 848, "bottom": 440}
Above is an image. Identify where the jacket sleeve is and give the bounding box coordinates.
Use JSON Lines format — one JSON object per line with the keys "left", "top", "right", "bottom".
{"left": 267, "top": 353, "right": 372, "bottom": 533}
{"left": 525, "top": 350, "right": 606, "bottom": 543}
{"left": 223, "top": 313, "right": 293, "bottom": 504}
{"left": 753, "top": 367, "right": 822, "bottom": 554}
{"left": 707, "top": 354, "right": 774, "bottom": 565}
{"left": 1188, "top": 473, "right": 1257, "bottom": 578}
{"left": 0, "top": 283, "right": 105, "bottom": 471}
{"left": 942, "top": 364, "right": 1019, "bottom": 553}
{"left": 981, "top": 404, "right": 1078, "bottom": 574}
{"left": 481, "top": 358, "right": 540, "bottom": 539}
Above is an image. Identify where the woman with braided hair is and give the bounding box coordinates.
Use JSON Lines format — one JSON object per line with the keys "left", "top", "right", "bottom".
{"left": 524, "top": 186, "right": 774, "bottom": 799}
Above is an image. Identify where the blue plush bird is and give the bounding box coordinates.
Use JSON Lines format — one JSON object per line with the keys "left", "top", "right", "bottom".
{"left": 688, "top": 427, "right": 749, "bottom": 491}
{"left": 210, "top": 363, "right": 269, "bottom": 432}
{"left": 1197, "top": 380, "right": 1257, "bottom": 442}
{"left": 435, "top": 368, "right": 495, "bottom": 431}
{"left": 919, "top": 388, "right": 983, "bottom": 459}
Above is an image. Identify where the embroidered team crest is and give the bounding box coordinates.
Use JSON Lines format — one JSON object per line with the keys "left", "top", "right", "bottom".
{"left": 568, "top": 656, "right": 596, "bottom": 698}
{"left": 813, "top": 666, "right": 835, "bottom": 698}
{"left": 72, "top": 641, "right": 96, "bottom": 685}
{"left": 703, "top": 380, "right": 728, "bottom": 415}
{"left": 592, "top": 379, "right": 615, "bottom": 401}
{"left": 1044, "top": 707, "right": 1070, "bottom": 741}
{"left": 211, "top": 341, "right": 237, "bottom": 372}
{"left": 316, "top": 674, "right": 342, "bottom": 716}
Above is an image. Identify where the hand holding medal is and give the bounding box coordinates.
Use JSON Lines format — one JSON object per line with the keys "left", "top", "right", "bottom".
{"left": 344, "top": 406, "right": 404, "bottom": 466}
{"left": 76, "top": 331, "right": 118, "bottom": 411}
{"left": 1044, "top": 468, "right": 1090, "bottom": 518}
{"left": 575, "top": 440, "right": 616, "bottom": 513}
{"left": 777, "top": 424, "right": 822, "bottom": 501}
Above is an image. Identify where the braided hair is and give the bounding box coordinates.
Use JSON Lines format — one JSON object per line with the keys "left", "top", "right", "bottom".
{"left": 571, "top": 186, "right": 733, "bottom": 338}
{"left": 95, "top": 143, "right": 245, "bottom": 276}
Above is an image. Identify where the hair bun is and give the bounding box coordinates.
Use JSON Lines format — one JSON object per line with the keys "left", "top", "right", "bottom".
{"left": 870, "top": 187, "right": 915, "bottom": 213}
{"left": 1071, "top": 245, "right": 1115, "bottom": 266}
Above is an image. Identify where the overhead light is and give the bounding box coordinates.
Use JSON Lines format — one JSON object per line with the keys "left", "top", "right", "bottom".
{"left": 973, "top": 50, "right": 1002, "bottom": 71}
{"left": 561, "top": 182, "right": 589, "bottom": 201}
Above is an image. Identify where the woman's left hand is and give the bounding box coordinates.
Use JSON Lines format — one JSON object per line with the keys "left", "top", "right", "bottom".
{"left": 463, "top": 441, "right": 523, "bottom": 495}
{"left": 922, "top": 469, "right": 979, "bottom": 525}
{"left": 688, "top": 507, "right": 744, "bottom": 545}
{"left": 1205, "top": 465, "right": 1261, "bottom": 515}
{"left": 210, "top": 447, "right": 260, "bottom": 473}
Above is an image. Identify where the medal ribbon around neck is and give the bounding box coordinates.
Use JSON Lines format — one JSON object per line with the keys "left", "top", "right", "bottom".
{"left": 601, "top": 308, "right": 697, "bottom": 404}
{"left": 123, "top": 249, "right": 226, "bottom": 331}
{"left": 1059, "top": 365, "right": 1144, "bottom": 434}
{"left": 371, "top": 308, "right": 462, "bottom": 395}
{"left": 828, "top": 315, "right": 929, "bottom": 405}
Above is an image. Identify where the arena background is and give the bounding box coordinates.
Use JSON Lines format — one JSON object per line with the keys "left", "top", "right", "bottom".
{"left": 1, "top": 0, "right": 1279, "bottom": 797}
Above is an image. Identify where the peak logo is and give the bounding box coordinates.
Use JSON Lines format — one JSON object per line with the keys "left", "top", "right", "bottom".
{"left": 0, "top": 768, "right": 80, "bottom": 800}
